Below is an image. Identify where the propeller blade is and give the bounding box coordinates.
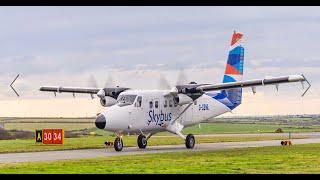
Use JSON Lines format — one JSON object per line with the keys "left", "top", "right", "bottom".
{"left": 87, "top": 74, "right": 98, "bottom": 88}
{"left": 104, "top": 74, "right": 116, "bottom": 88}
{"left": 87, "top": 74, "right": 99, "bottom": 99}
{"left": 157, "top": 73, "right": 171, "bottom": 90}
{"left": 176, "top": 69, "right": 189, "bottom": 86}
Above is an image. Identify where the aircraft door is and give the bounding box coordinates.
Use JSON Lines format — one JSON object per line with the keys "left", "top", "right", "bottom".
{"left": 130, "top": 96, "right": 143, "bottom": 131}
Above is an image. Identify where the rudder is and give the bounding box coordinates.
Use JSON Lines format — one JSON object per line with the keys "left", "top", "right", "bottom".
{"left": 222, "top": 31, "right": 244, "bottom": 109}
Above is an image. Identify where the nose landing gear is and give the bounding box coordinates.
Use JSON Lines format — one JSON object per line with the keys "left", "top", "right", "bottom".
{"left": 114, "top": 137, "right": 123, "bottom": 151}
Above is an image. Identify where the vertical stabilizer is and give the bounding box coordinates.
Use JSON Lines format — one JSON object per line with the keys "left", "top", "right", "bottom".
{"left": 222, "top": 31, "right": 244, "bottom": 109}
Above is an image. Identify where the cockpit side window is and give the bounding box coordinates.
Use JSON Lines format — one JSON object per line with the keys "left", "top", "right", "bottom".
{"left": 135, "top": 96, "right": 142, "bottom": 107}
{"left": 117, "top": 94, "right": 137, "bottom": 106}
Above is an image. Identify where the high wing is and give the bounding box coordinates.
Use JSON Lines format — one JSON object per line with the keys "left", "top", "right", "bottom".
{"left": 196, "top": 74, "right": 311, "bottom": 97}
{"left": 39, "top": 86, "right": 130, "bottom": 100}
{"left": 40, "top": 86, "right": 100, "bottom": 94}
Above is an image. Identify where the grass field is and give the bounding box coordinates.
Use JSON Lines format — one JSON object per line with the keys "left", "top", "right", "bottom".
{"left": 0, "top": 122, "right": 313, "bottom": 153}
{"left": 0, "top": 134, "right": 304, "bottom": 154}
{"left": 4, "top": 123, "right": 95, "bottom": 131}
{"left": 5, "top": 122, "right": 320, "bottom": 135}
{"left": 1, "top": 143, "right": 320, "bottom": 173}
{"left": 181, "top": 123, "right": 320, "bottom": 134}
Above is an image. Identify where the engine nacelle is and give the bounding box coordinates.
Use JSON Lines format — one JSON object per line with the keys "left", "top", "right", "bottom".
{"left": 174, "top": 94, "right": 193, "bottom": 106}
{"left": 100, "top": 96, "right": 117, "bottom": 107}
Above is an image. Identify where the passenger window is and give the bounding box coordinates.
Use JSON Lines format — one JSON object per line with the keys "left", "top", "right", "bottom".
{"left": 155, "top": 101, "right": 158, "bottom": 108}
{"left": 149, "top": 101, "right": 153, "bottom": 108}
{"left": 174, "top": 99, "right": 178, "bottom": 107}
{"left": 135, "top": 96, "right": 142, "bottom": 107}
{"left": 164, "top": 100, "right": 168, "bottom": 108}
{"left": 169, "top": 100, "right": 173, "bottom": 107}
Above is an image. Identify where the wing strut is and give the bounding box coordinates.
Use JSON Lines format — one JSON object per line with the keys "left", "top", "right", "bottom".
{"left": 170, "top": 103, "right": 193, "bottom": 125}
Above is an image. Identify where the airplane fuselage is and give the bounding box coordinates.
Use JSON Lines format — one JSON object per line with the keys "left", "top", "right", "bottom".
{"left": 97, "top": 89, "right": 231, "bottom": 135}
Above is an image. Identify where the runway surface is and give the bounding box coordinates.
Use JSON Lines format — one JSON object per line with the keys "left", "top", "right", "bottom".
{"left": 155, "top": 132, "right": 320, "bottom": 138}
{"left": 1, "top": 138, "right": 320, "bottom": 164}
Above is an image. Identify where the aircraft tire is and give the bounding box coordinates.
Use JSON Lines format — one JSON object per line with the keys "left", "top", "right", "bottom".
{"left": 186, "top": 134, "right": 195, "bottom": 149}
{"left": 114, "top": 137, "right": 123, "bottom": 151}
{"left": 137, "top": 134, "right": 147, "bottom": 149}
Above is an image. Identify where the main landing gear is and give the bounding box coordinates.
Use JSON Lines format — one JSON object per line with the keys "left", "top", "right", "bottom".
{"left": 110, "top": 133, "right": 151, "bottom": 152}
{"left": 137, "top": 134, "right": 147, "bottom": 149}
{"left": 109, "top": 133, "right": 194, "bottom": 152}
{"left": 176, "top": 131, "right": 195, "bottom": 149}
{"left": 185, "top": 134, "right": 195, "bottom": 149}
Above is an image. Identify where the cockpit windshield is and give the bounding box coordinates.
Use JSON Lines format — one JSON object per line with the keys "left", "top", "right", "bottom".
{"left": 117, "top": 95, "right": 137, "bottom": 106}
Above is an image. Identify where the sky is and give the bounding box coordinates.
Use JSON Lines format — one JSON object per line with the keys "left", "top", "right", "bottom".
{"left": 0, "top": 6, "right": 319, "bottom": 117}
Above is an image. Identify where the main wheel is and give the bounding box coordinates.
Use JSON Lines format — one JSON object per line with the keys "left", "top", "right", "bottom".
{"left": 185, "top": 134, "right": 195, "bottom": 149}
{"left": 114, "top": 137, "right": 123, "bottom": 151}
{"left": 137, "top": 134, "right": 147, "bottom": 149}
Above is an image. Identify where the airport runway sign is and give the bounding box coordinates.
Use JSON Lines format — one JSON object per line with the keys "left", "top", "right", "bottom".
{"left": 35, "top": 129, "right": 64, "bottom": 144}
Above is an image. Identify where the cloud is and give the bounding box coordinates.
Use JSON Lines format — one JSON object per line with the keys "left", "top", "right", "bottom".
{"left": 0, "top": 7, "right": 319, "bottom": 116}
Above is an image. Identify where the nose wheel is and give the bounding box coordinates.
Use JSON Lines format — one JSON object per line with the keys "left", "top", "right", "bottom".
{"left": 137, "top": 134, "right": 147, "bottom": 149}
{"left": 185, "top": 134, "right": 195, "bottom": 149}
{"left": 114, "top": 137, "right": 123, "bottom": 151}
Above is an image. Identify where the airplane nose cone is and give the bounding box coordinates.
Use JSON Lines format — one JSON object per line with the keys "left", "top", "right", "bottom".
{"left": 95, "top": 114, "right": 106, "bottom": 129}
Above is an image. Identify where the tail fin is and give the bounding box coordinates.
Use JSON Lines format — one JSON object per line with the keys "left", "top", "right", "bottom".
{"left": 222, "top": 31, "right": 244, "bottom": 109}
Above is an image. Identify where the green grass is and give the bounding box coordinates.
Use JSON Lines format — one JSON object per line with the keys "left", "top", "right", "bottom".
{"left": 1, "top": 143, "right": 320, "bottom": 173}
{"left": 5, "top": 123, "right": 95, "bottom": 131}
{"left": 181, "top": 123, "right": 320, "bottom": 134}
{"left": 5, "top": 122, "right": 320, "bottom": 134}
{"left": 0, "top": 134, "right": 303, "bottom": 154}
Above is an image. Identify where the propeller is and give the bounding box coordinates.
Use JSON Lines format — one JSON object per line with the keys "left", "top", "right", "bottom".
{"left": 104, "top": 73, "right": 116, "bottom": 88}
{"left": 166, "top": 69, "right": 203, "bottom": 101}
{"left": 157, "top": 69, "right": 190, "bottom": 91}
{"left": 157, "top": 70, "right": 189, "bottom": 96}
{"left": 157, "top": 73, "right": 171, "bottom": 90}
{"left": 87, "top": 73, "right": 119, "bottom": 114}
{"left": 87, "top": 74, "right": 98, "bottom": 88}
{"left": 87, "top": 73, "right": 125, "bottom": 100}
{"left": 176, "top": 69, "right": 189, "bottom": 86}
{"left": 87, "top": 73, "right": 117, "bottom": 88}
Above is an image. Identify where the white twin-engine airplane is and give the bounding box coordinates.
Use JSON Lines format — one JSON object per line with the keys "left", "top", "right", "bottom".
{"left": 40, "top": 31, "right": 311, "bottom": 152}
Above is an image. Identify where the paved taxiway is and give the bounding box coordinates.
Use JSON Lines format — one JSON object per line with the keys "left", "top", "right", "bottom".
{"left": 1, "top": 138, "right": 320, "bottom": 164}
{"left": 156, "top": 132, "right": 320, "bottom": 138}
